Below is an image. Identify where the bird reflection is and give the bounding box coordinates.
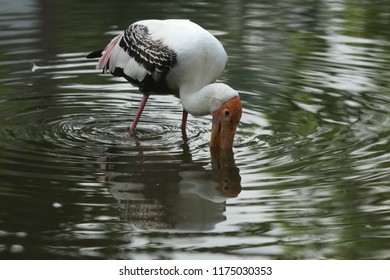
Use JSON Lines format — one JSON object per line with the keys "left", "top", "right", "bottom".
{"left": 210, "top": 148, "right": 241, "bottom": 198}
{"left": 100, "top": 143, "right": 241, "bottom": 231}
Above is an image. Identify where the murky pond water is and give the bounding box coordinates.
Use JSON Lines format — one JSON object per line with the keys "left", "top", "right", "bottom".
{"left": 1, "top": 0, "right": 390, "bottom": 259}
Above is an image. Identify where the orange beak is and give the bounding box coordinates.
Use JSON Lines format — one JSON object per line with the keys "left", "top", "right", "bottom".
{"left": 210, "top": 96, "right": 242, "bottom": 149}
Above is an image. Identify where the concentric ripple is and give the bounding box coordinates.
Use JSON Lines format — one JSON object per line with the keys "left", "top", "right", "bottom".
{"left": 1, "top": 0, "right": 390, "bottom": 260}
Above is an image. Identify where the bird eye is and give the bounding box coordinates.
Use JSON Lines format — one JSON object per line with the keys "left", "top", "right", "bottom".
{"left": 224, "top": 109, "right": 230, "bottom": 117}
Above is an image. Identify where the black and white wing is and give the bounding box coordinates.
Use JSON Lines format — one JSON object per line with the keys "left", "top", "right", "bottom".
{"left": 88, "top": 23, "right": 177, "bottom": 94}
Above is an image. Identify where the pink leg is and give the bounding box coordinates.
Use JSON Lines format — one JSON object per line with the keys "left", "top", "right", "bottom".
{"left": 181, "top": 109, "right": 188, "bottom": 133}
{"left": 128, "top": 94, "right": 149, "bottom": 134}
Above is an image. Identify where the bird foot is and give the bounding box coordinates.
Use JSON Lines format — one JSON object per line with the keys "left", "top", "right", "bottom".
{"left": 127, "top": 127, "right": 136, "bottom": 136}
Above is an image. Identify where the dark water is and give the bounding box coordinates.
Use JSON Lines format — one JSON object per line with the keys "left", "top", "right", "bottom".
{"left": 1, "top": 0, "right": 390, "bottom": 259}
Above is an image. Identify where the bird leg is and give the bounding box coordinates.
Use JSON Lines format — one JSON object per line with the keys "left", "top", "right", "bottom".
{"left": 181, "top": 109, "right": 188, "bottom": 133}
{"left": 181, "top": 109, "right": 188, "bottom": 142}
{"left": 128, "top": 94, "right": 149, "bottom": 135}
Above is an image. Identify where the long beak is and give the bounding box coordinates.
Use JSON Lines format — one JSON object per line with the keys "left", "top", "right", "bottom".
{"left": 210, "top": 96, "right": 242, "bottom": 149}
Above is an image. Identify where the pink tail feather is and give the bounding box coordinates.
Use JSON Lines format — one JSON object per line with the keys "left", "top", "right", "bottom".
{"left": 97, "top": 34, "right": 123, "bottom": 72}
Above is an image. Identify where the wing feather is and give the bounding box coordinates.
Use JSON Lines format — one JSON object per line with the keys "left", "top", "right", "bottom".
{"left": 93, "top": 23, "right": 177, "bottom": 94}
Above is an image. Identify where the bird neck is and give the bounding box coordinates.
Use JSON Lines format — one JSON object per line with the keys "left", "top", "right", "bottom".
{"left": 180, "top": 83, "right": 238, "bottom": 116}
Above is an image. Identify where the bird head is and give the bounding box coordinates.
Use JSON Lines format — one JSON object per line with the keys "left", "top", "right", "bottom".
{"left": 210, "top": 96, "right": 242, "bottom": 149}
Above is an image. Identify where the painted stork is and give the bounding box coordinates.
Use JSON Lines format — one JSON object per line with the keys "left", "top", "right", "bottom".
{"left": 87, "top": 19, "right": 242, "bottom": 148}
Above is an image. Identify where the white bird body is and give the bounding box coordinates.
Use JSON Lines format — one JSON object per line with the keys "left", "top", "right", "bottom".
{"left": 88, "top": 19, "right": 242, "bottom": 148}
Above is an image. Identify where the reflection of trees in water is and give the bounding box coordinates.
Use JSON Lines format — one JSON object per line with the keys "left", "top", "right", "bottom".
{"left": 101, "top": 143, "right": 241, "bottom": 231}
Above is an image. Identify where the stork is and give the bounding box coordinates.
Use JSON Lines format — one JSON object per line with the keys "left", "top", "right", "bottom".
{"left": 87, "top": 19, "right": 242, "bottom": 148}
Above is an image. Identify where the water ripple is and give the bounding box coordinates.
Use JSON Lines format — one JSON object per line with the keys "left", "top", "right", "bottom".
{"left": 1, "top": 0, "right": 390, "bottom": 260}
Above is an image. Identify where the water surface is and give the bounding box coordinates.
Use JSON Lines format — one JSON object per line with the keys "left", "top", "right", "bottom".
{"left": 1, "top": 0, "right": 390, "bottom": 259}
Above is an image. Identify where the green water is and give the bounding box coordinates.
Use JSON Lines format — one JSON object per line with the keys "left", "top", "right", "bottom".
{"left": 0, "top": 0, "right": 390, "bottom": 259}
